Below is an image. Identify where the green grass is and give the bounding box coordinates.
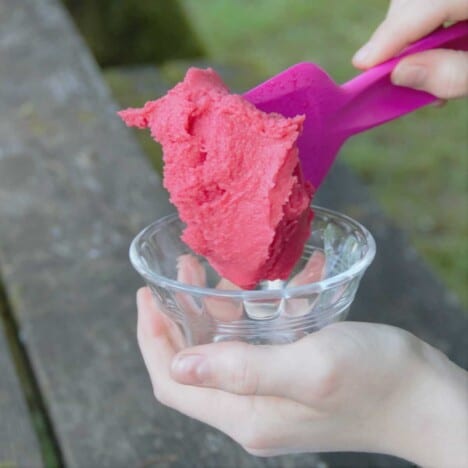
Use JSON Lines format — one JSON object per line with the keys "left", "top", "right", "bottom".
{"left": 179, "top": 0, "right": 468, "bottom": 306}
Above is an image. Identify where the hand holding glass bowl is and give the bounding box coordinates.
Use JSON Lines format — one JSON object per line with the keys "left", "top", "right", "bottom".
{"left": 130, "top": 206, "right": 376, "bottom": 347}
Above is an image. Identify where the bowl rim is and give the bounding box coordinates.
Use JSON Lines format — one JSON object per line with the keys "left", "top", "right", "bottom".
{"left": 129, "top": 205, "right": 376, "bottom": 299}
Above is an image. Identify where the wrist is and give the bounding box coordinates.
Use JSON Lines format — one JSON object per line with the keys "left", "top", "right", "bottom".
{"left": 381, "top": 337, "right": 468, "bottom": 467}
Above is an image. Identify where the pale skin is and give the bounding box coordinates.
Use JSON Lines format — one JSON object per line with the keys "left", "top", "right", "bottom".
{"left": 352, "top": 0, "right": 468, "bottom": 99}
{"left": 138, "top": 288, "right": 468, "bottom": 466}
{"left": 137, "top": 1, "right": 468, "bottom": 466}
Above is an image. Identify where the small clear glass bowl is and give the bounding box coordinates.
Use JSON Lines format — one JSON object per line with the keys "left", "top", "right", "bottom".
{"left": 130, "top": 206, "right": 376, "bottom": 346}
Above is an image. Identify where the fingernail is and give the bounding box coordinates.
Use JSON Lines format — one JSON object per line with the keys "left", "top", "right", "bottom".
{"left": 392, "top": 64, "right": 427, "bottom": 88}
{"left": 353, "top": 43, "right": 373, "bottom": 65}
{"left": 171, "top": 354, "right": 209, "bottom": 383}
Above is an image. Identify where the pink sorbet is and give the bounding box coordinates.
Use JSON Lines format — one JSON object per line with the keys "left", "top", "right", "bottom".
{"left": 119, "top": 68, "right": 314, "bottom": 289}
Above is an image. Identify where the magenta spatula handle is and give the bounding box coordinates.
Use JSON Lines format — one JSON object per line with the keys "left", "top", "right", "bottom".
{"left": 244, "top": 20, "right": 468, "bottom": 188}
{"left": 339, "top": 20, "right": 468, "bottom": 135}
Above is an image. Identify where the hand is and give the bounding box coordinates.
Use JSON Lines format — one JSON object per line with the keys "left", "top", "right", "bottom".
{"left": 352, "top": 0, "right": 468, "bottom": 99}
{"left": 137, "top": 287, "right": 468, "bottom": 465}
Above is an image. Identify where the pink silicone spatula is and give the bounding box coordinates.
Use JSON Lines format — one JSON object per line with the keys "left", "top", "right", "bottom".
{"left": 243, "top": 20, "right": 468, "bottom": 188}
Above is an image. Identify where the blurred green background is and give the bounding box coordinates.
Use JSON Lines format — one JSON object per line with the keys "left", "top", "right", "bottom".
{"left": 65, "top": 0, "right": 467, "bottom": 306}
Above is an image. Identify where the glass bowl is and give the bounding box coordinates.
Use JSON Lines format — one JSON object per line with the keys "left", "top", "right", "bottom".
{"left": 130, "top": 206, "right": 376, "bottom": 346}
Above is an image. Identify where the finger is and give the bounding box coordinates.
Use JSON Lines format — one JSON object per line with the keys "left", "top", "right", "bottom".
{"left": 284, "top": 251, "right": 325, "bottom": 317}
{"left": 288, "top": 250, "right": 325, "bottom": 287}
{"left": 204, "top": 277, "right": 243, "bottom": 322}
{"left": 137, "top": 287, "right": 168, "bottom": 342}
{"left": 353, "top": 0, "right": 468, "bottom": 68}
{"left": 392, "top": 49, "right": 468, "bottom": 99}
{"left": 175, "top": 254, "right": 206, "bottom": 318}
{"left": 176, "top": 254, "right": 206, "bottom": 286}
{"left": 432, "top": 98, "right": 447, "bottom": 108}
{"left": 137, "top": 287, "right": 179, "bottom": 379}
{"left": 136, "top": 287, "right": 261, "bottom": 433}
{"left": 176, "top": 255, "right": 243, "bottom": 321}
{"left": 138, "top": 287, "right": 187, "bottom": 350}
{"left": 170, "top": 334, "right": 340, "bottom": 405}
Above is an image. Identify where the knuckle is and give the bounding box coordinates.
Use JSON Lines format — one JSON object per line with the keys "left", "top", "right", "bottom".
{"left": 227, "top": 344, "right": 259, "bottom": 394}
{"left": 389, "top": 0, "right": 408, "bottom": 15}
{"left": 313, "top": 353, "right": 340, "bottom": 399}
{"left": 237, "top": 426, "right": 269, "bottom": 454}
{"left": 152, "top": 384, "right": 171, "bottom": 407}
{"left": 233, "top": 402, "right": 270, "bottom": 452}
{"left": 307, "top": 333, "right": 343, "bottom": 400}
{"left": 152, "top": 386, "right": 163, "bottom": 403}
{"left": 441, "top": 51, "right": 468, "bottom": 98}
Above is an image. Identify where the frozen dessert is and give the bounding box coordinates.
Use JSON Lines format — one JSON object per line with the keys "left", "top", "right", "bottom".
{"left": 119, "top": 68, "right": 314, "bottom": 289}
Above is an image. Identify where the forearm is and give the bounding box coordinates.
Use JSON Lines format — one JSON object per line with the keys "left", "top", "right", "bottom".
{"left": 384, "top": 342, "right": 468, "bottom": 467}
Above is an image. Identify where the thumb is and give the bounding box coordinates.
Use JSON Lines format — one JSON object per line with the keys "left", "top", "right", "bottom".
{"left": 391, "top": 49, "right": 468, "bottom": 99}
{"left": 170, "top": 335, "right": 339, "bottom": 404}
